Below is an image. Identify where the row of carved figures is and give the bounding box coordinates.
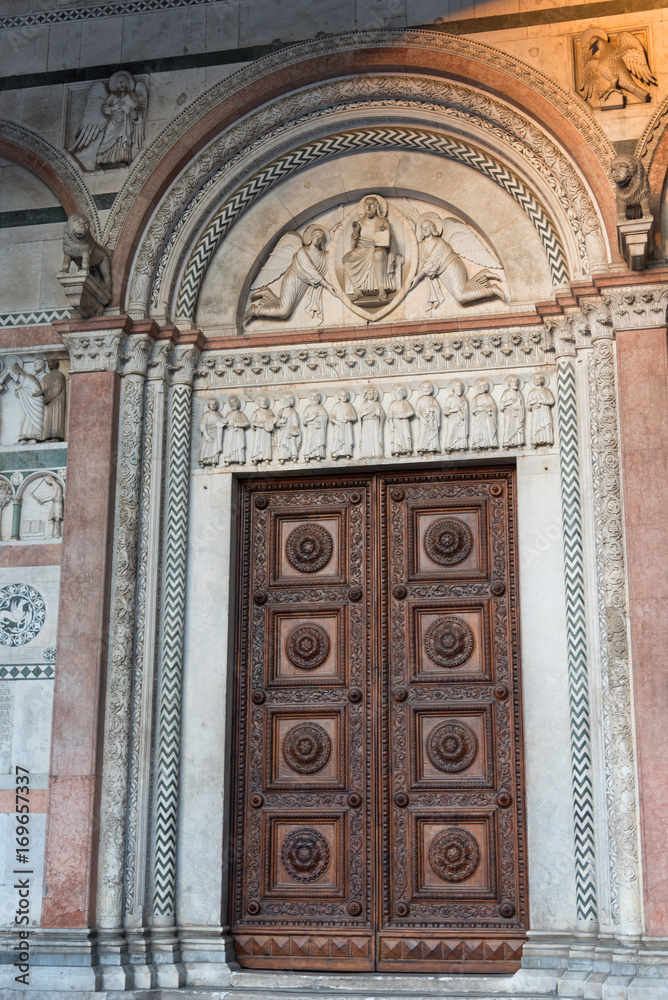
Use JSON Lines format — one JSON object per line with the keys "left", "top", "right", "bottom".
{"left": 198, "top": 374, "right": 555, "bottom": 468}
{"left": 0, "top": 359, "right": 67, "bottom": 444}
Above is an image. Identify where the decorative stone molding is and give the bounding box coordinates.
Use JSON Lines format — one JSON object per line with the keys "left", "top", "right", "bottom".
{"left": 60, "top": 330, "right": 127, "bottom": 373}
{"left": 636, "top": 95, "right": 668, "bottom": 170}
{"left": 617, "top": 218, "right": 653, "bottom": 271}
{"left": 56, "top": 272, "right": 111, "bottom": 320}
{"left": 106, "top": 29, "right": 613, "bottom": 263}
{"left": 193, "top": 328, "right": 552, "bottom": 393}
{"left": 603, "top": 286, "right": 668, "bottom": 329}
{"left": 587, "top": 337, "right": 641, "bottom": 935}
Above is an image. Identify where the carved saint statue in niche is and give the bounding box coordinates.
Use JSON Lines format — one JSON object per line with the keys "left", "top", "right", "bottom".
{"left": 245, "top": 226, "right": 337, "bottom": 326}
{"left": 416, "top": 382, "right": 441, "bottom": 454}
{"left": 500, "top": 375, "right": 525, "bottom": 449}
{"left": 359, "top": 386, "right": 385, "bottom": 459}
{"left": 199, "top": 398, "right": 225, "bottom": 467}
{"left": 41, "top": 360, "right": 67, "bottom": 441}
{"left": 30, "top": 476, "right": 64, "bottom": 539}
{"left": 330, "top": 390, "right": 357, "bottom": 459}
{"left": 342, "top": 195, "right": 403, "bottom": 306}
{"left": 527, "top": 373, "right": 555, "bottom": 446}
{"left": 222, "top": 396, "right": 249, "bottom": 466}
{"left": 388, "top": 385, "right": 414, "bottom": 456}
{"left": 70, "top": 71, "right": 148, "bottom": 169}
{"left": 471, "top": 378, "right": 498, "bottom": 450}
{"left": 406, "top": 210, "right": 505, "bottom": 310}
{"left": 443, "top": 381, "right": 469, "bottom": 452}
{"left": 250, "top": 396, "right": 276, "bottom": 464}
{"left": 303, "top": 390, "right": 328, "bottom": 461}
{"left": 6, "top": 361, "right": 45, "bottom": 444}
{"left": 275, "top": 392, "right": 301, "bottom": 463}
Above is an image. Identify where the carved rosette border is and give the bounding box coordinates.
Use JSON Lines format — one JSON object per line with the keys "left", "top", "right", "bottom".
{"left": 174, "top": 127, "right": 569, "bottom": 322}
{"left": 152, "top": 346, "right": 200, "bottom": 919}
{"left": 556, "top": 358, "right": 598, "bottom": 925}
{"left": 587, "top": 338, "right": 641, "bottom": 934}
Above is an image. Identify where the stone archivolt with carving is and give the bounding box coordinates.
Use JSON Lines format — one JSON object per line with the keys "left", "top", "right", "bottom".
{"left": 243, "top": 197, "right": 507, "bottom": 332}
{"left": 194, "top": 370, "right": 556, "bottom": 470}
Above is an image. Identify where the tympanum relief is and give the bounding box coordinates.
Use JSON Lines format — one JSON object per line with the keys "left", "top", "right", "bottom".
{"left": 243, "top": 196, "right": 507, "bottom": 331}
{"left": 196, "top": 373, "right": 555, "bottom": 470}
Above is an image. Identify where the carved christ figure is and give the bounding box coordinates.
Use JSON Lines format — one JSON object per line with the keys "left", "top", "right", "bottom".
{"left": 303, "top": 391, "right": 328, "bottom": 461}
{"left": 500, "top": 375, "right": 525, "bottom": 448}
{"left": 275, "top": 393, "right": 301, "bottom": 463}
{"left": 416, "top": 382, "right": 441, "bottom": 453}
{"left": 250, "top": 396, "right": 276, "bottom": 464}
{"left": 343, "top": 195, "right": 402, "bottom": 303}
{"left": 471, "top": 378, "right": 498, "bottom": 450}
{"left": 330, "top": 390, "right": 357, "bottom": 459}
{"left": 527, "top": 373, "right": 555, "bottom": 445}
{"left": 359, "top": 387, "right": 384, "bottom": 458}
{"left": 443, "top": 381, "right": 468, "bottom": 452}
{"left": 388, "top": 386, "right": 414, "bottom": 456}
{"left": 199, "top": 398, "right": 225, "bottom": 467}
{"left": 245, "top": 226, "right": 337, "bottom": 325}
{"left": 406, "top": 212, "right": 505, "bottom": 310}
{"left": 222, "top": 396, "right": 249, "bottom": 465}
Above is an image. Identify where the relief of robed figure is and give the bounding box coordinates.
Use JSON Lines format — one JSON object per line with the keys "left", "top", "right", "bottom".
{"left": 342, "top": 195, "right": 403, "bottom": 306}
{"left": 245, "top": 226, "right": 337, "bottom": 326}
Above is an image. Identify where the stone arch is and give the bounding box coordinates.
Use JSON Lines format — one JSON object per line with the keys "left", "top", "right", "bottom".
{"left": 0, "top": 120, "right": 100, "bottom": 238}
{"left": 107, "top": 30, "right": 618, "bottom": 313}
{"left": 636, "top": 97, "right": 668, "bottom": 254}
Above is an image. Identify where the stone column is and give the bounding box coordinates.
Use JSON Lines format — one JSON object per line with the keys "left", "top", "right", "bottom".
{"left": 40, "top": 322, "right": 127, "bottom": 987}
{"left": 94, "top": 327, "right": 157, "bottom": 988}
{"left": 554, "top": 318, "right": 599, "bottom": 933}
{"left": 150, "top": 342, "right": 201, "bottom": 987}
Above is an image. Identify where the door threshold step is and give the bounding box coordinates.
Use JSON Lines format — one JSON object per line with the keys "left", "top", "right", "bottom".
{"left": 225, "top": 970, "right": 541, "bottom": 993}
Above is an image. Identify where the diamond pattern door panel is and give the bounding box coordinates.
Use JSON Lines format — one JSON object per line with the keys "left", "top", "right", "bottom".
{"left": 232, "top": 471, "right": 526, "bottom": 973}
{"left": 378, "top": 472, "right": 526, "bottom": 973}
{"left": 232, "top": 479, "right": 373, "bottom": 969}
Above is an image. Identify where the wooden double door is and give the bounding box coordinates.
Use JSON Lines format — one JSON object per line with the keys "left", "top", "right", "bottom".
{"left": 231, "top": 469, "right": 527, "bottom": 973}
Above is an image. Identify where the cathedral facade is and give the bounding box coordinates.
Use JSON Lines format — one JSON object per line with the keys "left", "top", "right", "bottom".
{"left": 0, "top": 3, "right": 667, "bottom": 997}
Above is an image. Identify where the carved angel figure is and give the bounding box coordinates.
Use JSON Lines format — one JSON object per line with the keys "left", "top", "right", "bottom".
{"left": 222, "top": 396, "right": 249, "bottom": 466}
{"left": 70, "top": 71, "right": 147, "bottom": 168}
{"left": 245, "top": 226, "right": 337, "bottom": 326}
{"left": 416, "top": 382, "right": 441, "bottom": 454}
{"left": 330, "top": 390, "right": 357, "bottom": 459}
{"left": 250, "top": 396, "right": 276, "bottom": 464}
{"left": 443, "top": 381, "right": 468, "bottom": 452}
{"left": 405, "top": 208, "right": 505, "bottom": 311}
{"left": 471, "top": 378, "right": 498, "bottom": 450}
{"left": 303, "top": 391, "right": 328, "bottom": 461}
{"left": 500, "top": 375, "right": 525, "bottom": 448}
{"left": 579, "top": 28, "right": 657, "bottom": 105}
{"left": 527, "top": 373, "right": 555, "bottom": 446}
{"left": 388, "top": 386, "right": 414, "bottom": 456}
{"left": 275, "top": 392, "right": 301, "bottom": 463}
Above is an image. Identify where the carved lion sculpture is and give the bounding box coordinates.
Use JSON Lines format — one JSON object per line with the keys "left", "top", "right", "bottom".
{"left": 611, "top": 155, "right": 651, "bottom": 221}
{"left": 61, "top": 214, "right": 111, "bottom": 289}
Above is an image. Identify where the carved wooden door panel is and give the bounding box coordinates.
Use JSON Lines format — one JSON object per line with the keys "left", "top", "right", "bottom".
{"left": 231, "top": 477, "right": 375, "bottom": 969}
{"left": 376, "top": 470, "right": 526, "bottom": 973}
{"left": 231, "top": 470, "right": 526, "bottom": 973}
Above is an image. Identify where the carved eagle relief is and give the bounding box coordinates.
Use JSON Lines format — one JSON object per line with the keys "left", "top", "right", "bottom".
{"left": 578, "top": 28, "right": 656, "bottom": 107}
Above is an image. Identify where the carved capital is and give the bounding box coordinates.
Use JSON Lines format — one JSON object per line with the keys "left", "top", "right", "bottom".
{"left": 581, "top": 299, "right": 614, "bottom": 342}
{"left": 603, "top": 287, "right": 668, "bottom": 330}
{"left": 146, "top": 341, "right": 173, "bottom": 382}
{"left": 119, "top": 334, "right": 154, "bottom": 377}
{"left": 60, "top": 330, "right": 126, "bottom": 373}
{"left": 544, "top": 317, "right": 576, "bottom": 359}
{"left": 168, "top": 345, "right": 201, "bottom": 386}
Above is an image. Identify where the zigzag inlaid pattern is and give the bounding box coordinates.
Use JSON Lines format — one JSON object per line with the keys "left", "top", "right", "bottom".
{"left": 153, "top": 383, "right": 191, "bottom": 917}
{"left": 175, "top": 127, "right": 569, "bottom": 320}
{"left": 557, "top": 358, "right": 597, "bottom": 923}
